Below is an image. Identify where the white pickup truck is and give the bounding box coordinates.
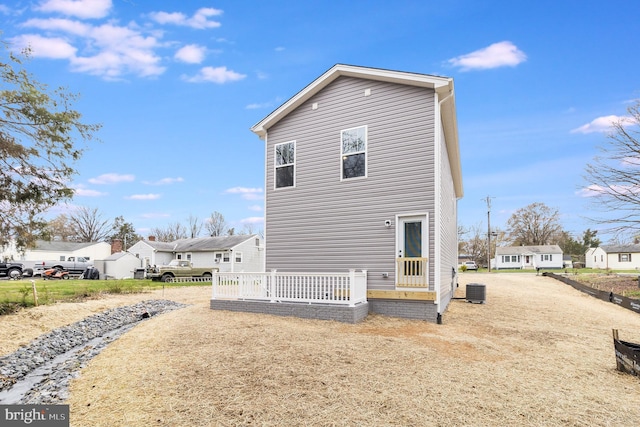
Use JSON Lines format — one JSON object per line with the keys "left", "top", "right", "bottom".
{"left": 38, "top": 256, "right": 94, "bottom": 275}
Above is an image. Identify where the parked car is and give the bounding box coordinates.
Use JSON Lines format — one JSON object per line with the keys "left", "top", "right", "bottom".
{"left": 464, "top": 261, "right": 479, "bottom": 271}
{"left": 0, "top": 262, "right": 23, "bottom": 279}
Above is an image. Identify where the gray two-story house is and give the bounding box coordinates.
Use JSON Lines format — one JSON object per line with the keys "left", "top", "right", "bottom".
{"left": 211, "top": 64, "right": 462, "bottom": 323}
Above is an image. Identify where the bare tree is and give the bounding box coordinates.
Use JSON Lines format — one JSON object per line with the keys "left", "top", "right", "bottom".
{"left": 69, "top": 207, "right": 112, "bottom": 242}
{"left": 150, "top": 222, "right": 187, "bottom": 242}
{"left": 461, "top": 223, "right": 487, "bottom": 265}
{"left": 506, "top": 202, "right": 562, "bottom": 245}
{"left": 583, "top": 100, "right": 640, "bottom": 234}
{"left": 187, "top": 215, "right": 203, "bottom": 238}
{"left": 45, "top": 214, "right": 76, "bottom": 241}
{"left": 205, "top": 211, "right": 227, "bottom": 237}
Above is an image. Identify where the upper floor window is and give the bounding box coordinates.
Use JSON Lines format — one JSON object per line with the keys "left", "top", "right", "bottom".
{"left": 341, "top": 126, "right": 367, "bottom": 179}
{"left": 275, "top": 141, "right": 295, "bottom": 188}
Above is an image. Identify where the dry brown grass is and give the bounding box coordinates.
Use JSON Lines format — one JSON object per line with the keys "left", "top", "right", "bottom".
{"left": 4, "top": 274, "right": 640, "bottom": 426}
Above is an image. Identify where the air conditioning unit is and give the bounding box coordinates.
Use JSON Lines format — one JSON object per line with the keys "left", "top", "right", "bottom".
{"left": 466, "top": 283, "right": 486, "bottom": 304}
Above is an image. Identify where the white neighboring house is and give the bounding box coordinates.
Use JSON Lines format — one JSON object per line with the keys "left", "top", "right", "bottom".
{"left": 585, "top": 244, "right": 640, "bottom": 270}
{"left": 495, "top": 245, "right": 564, "bottom": 270}
{"left": 128, "top": 235, "right": 265, "bottom": 273}
{"left": 3, "top": 240, "right": 112, "bottom": 268}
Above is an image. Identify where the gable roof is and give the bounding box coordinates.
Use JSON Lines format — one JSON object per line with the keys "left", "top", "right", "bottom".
{"left": 32, "top": 240, "right": 108, "bottom": 252}
{"left": 495, "top": 245, "right": 563, "bottom": 256}
{"left": 103, "top": 251, "right": 139, "bottom": 261}
{"left": 143, "top": 235, "right": 258, "bottom": 253}
{"left": 250, "top": 64, "right": 462, "bottom": 198}
{"left": 600, "top": 244, "right": 640, "bottom": 254}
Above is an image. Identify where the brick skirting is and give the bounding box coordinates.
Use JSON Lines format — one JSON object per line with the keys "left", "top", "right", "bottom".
{"left": 210, "top": 299, "right": 370, "bottom": 324}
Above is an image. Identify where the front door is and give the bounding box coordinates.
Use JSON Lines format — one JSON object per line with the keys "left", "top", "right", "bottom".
{"left": 397, "top": 215, "right": 428, "bottom": 286}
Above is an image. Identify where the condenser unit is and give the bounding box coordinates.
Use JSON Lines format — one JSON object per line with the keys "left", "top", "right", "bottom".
{"left": 466, "top": 283, "right": 486, "bottom": 304}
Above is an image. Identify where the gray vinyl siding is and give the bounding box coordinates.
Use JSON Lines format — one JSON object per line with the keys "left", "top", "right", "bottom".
{"left": 264, "top": 76, "right": 436, "bottom": 291}
{"left": 437, "top": 124, "right": 459, "bottom": 311}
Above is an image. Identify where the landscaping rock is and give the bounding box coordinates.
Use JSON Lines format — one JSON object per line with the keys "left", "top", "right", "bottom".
{"left": 0, "top": 299, "right": 187, "bottom": 404}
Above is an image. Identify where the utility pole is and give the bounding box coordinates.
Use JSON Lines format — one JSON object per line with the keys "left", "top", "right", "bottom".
{"left": 484, "top": 196, "right": 494, "bottom": 272}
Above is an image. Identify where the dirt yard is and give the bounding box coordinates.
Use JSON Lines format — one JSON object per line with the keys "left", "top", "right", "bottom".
{"left": 3, "top": 274, "right": 640, "bottom": 426}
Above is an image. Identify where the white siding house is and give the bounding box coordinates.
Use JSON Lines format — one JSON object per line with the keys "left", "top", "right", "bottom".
{"left": 495, "top": 245, "right": 564, "bottom": 270}
{"left": 5, "top": 240, "right": 112, "bottom": 268}
{"left": 585, "top": 245, "right": 640, "bottom": 270}
{"left": 213, "top": 64, "right": 462, "bottom": 323}
{"left": 128, "top": 235, "right": 264, "bottom": 273}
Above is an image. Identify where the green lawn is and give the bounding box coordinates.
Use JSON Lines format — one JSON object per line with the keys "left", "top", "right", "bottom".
{"left": 0, "top": 278, "right": 208, "bottom": 314}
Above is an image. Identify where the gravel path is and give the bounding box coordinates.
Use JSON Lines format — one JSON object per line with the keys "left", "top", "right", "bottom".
{"left": 0, "top": 300, "right": 188, "bottom": 404}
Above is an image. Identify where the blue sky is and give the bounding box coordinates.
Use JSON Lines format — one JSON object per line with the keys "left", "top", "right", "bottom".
{"left": 2, "top": 0, "right": 639, "bottom": 241}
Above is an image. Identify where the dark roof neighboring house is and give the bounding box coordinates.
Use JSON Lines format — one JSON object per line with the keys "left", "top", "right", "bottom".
{"left": 31, "top": 240, "right": 106, "bottom": 251}
{"left": 599, "top": 244, "right": 640, "bottom": 253}
{"left": 495, "top": 245, "right": 563, "bottom": 256}
{"left": 144, "top": 235, "right": 259, "bottom": 252}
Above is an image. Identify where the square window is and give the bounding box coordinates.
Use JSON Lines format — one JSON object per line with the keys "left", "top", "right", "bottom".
{"left": 341, "top": 126, "right": 367, "bottom": 179}
{"left": 275, "top": 141, "right": 295, "bottom": 188}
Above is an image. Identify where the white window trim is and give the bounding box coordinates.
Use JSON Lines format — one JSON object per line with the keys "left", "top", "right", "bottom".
{"left": 274, "top": 140, "right": 296, "bottom": 189}
{"left": 340, "top": 125, "right": 368, "bottom": 181}
{"left": 235, "top": 251, "right": 243, "bottom": 263}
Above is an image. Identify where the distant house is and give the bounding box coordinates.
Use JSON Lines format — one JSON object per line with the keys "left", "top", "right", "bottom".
{"left": 128, "top": 235, "right": 265, "bottom": 273}
{"left": 212, "top": 64, "right": 462, "bottom": 323}
{"left": 5, "top": 240, "right": 112, "bottom": 267}
{"left": 495, "top": 245, "right": 564, "bottom": 270}
{"left": 585, "top": 244, "right": 640, "bottom": 270}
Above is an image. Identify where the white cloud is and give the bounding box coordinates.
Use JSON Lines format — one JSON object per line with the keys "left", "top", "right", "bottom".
{"left": 571, "top": 115, "right": 636, "bottom": 134}
{"left": 245, "top": 102, "right": 272, "bottom": 110}
{"left": 126, "top": 193, "right": 161, "bottom": 200}
{"left": 577, "top": 183, "right": 640, "bottom": 198}
{"left": 149, "top": 7, "right": 222, "bottom": 29}
{"left": 448, "top": 41, "right": 527, "bottom": 71}
{"left": 248, "top": 205, "right": 263, "bottom": 212}
{"left": 71, "top": 23, "right": 165, "bottom": 79}
{"left": 240, "top": 216, "right": 264, "bottom": 225}
{"left": 174, "top": 44, "right": 206, "bottom": 64}
{"left": 225, "top": 187, "right": 263, "bottom": 200}
{"left": 10, "top": 34, "right": 77, "bottom": 59}
{"left": 17, "top": 15, "right": 166, "bottom": 79}
{"left": 88, "top": 173, "right": 135, "bottom": 184}
{"left": 73, "top": 187, "right": 107, "bottom": 197}
{"left": 22, "top": 17, "right": 91, "bottom": 35}
{"left": 143, "top": 177, "right": 185, "bottom": 185}
{"left": 36, "top": 0, "right": 113, "bottom": 19}
{"left": 183, "top": 66, "right": 246, "bottom": 84}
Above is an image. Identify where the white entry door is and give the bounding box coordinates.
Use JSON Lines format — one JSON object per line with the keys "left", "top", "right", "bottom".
{"left": 397, "top": 215, "right": 427, "bottom": 259}
{"left": 396, "top": 214, "right": 428, "bottom": 287}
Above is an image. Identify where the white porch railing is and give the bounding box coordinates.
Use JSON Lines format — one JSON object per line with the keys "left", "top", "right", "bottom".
{"left": 212, "top": 269, "right": 367, "bottom": 307}
{"left": 396, "top": 257, "right": 428, "bottom": 287}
